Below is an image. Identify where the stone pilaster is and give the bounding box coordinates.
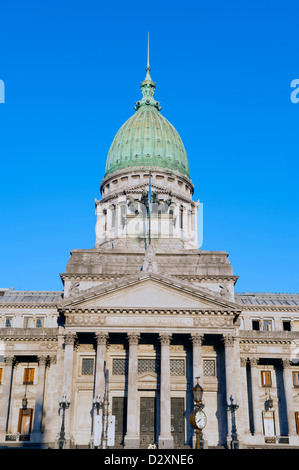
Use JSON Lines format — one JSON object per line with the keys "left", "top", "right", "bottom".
{"left": 190, "top": 334, "right": 204, "bottom": 385}
{"left": 31, "top": 355, "right": 48, "bottom": 442}
{"left": 124, "top": 333, "right": 140, "bottom": 449}
{"left": 95, "top": 333, "right": 108, "bottom": 399}
{"left": 249, "top": 358, "right": 263, "bottom": 439}
{"left": 281, "top": 359, "right": 299, "bottom": 445}
{"left": 0, "top": 355, "right": 15, "bottom": 442}
{"left": 158, "top": 333, "right": 174, "bottom": 449}
{"left": 60, "top": 332, "right": 76, "bottom": 448}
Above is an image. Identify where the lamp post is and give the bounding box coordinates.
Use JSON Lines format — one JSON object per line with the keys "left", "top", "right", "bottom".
{"left": 189, "top": 377, "right": 206, "bottom": 449}
{"left": 228, "top": 395, "right": 239, "bottom": 449}
{"left": 93, "top": 392, "right": 104, "bottom": 449}
{"left": 58, "top": 392, "right": 71, "bottom": 449}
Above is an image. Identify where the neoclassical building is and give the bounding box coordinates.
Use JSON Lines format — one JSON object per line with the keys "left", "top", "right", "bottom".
{"left": 0, "top": 57, "right": 299, "bottom": 450}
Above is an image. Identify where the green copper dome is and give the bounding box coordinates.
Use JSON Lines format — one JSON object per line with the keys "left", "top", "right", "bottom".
{"left": 104, "top": 62, "right": 190, "bottom": 179}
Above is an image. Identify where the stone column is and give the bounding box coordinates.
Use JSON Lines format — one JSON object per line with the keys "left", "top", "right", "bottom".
{"left": 124, "top": 332, "right": 140, "bottom": 449}
{"left": 158, "top": 333, "right": 174, "bottom": 449}
{"left": 223, "top": 335, "right": 245, "bottom": 447}
{"left": 95, "top": 333, "right": 108, "bottom": 399}
{"left": 190, "top": 334, "right": 204, "bottom": 385}
{"left": 240, "top": 358, "right": 250, "bottom": 436}
{"left": 31, "top": 355, "right": 48, "bottom": 442}
{"left": 0, "top": 355, "right": 15, "bottom": 441}
{"left": 223, "top": 335, "right": 236, "bottom": 444}
{"left": 281, "top": 359, "right": 299, "bottom": 444}
{"left": 60, "top": 332, "right": 76, "bottom": 447}
{"left": 249, "top": 358, "right": 263, "bottom": 439}
{"left": 190, "top": 334, "right": 204, "bottom": 448}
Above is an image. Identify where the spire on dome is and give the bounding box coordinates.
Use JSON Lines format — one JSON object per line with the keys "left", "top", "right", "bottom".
{"left": 144, "top": 32, "right": 152, "bottom": 81}
{"left": 135, "top": 33, "right": 161, "bottom": 111}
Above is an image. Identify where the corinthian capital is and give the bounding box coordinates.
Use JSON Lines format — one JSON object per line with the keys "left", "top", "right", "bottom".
{"left": 95, "top": 332, "right": 108, "bottom": 346}
{"left": 190, "top": 333, "right": 204, "bottom": 346}
{"left": 127, "top": 333, "right": 140, "bottom": 345}
{"left": 159, "top": 333, "right": 172, "bottom": 346}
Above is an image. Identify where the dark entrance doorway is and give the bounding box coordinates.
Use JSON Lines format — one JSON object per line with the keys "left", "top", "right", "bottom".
{"left": 140, "top": 397, "right": 156, "bottom": 448}
{"left": 112, "top": 396, "right": 127, "bottom": 448}
{"left": 171, "top": 397, "right": 185, "bottom": 448}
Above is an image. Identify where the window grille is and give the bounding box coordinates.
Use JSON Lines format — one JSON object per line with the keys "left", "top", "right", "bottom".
{"left": 138, "top": 359, "right": 159, "bottom": 374}
{"left": 81, "top": 358, "right": 94, "bottom": 375}
{"left": 113, "top": 358, "right": 128, "bottom": 375}
{"left": 204, "top": 359, "right": 216, "bottom": 376}
{"left": 170, "top": 359, "right": 185, "bottom": 376}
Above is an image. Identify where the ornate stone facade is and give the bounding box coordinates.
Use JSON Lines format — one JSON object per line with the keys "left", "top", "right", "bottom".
{"left": 0, "top": 57, "right": 299, "bottom": 450}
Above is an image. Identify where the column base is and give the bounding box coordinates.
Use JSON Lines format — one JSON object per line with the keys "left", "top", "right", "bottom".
{"left": 30, "top": 432, "right": 43, "bottom": 443}
{"left": 158, "top": 435, "right": 174, "bottom": 449}
{"left": 124, "top": 435, "right": 140, "bottom": 449}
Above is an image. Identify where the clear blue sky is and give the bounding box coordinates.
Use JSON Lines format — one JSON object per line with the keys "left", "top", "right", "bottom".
{"left": 0, "top": 0, "right": 298, "bottom": 293}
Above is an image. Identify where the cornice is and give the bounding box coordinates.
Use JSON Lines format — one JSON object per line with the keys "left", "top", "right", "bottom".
{"left": 239, "top": 305, "right": 299, "bottom": 312}
{"left": 0, "top": 303, "right": 59, "bottom": 310}
{"left": 0, "top": 328, "right": 59, "bottom": 341}
{"left": 62, "top": 306, "right": 238, "bottom": 316}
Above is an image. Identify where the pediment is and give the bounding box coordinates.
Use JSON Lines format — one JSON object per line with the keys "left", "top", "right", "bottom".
{"left": 61, "top": 273, "right": 240, "bottom": 312}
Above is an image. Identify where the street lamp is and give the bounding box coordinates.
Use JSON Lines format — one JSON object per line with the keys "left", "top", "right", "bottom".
{"left": 58, "top": 392, "right": 71, "bottom": 449}
{"left": 189, "top": 377, "right": 207, "bottom": 449}
{"left": 228, "top": 395, "right": 239, "bottom": 449}
{"left": 93, "top": 393, "right": 103, "bottom": 415}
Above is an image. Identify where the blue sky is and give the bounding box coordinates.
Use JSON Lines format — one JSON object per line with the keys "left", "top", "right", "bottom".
{"left": 0, "top": 0, "right": 298, "bottom": 293}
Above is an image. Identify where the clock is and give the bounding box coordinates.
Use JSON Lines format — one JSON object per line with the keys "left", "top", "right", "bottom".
{"left": 189, "top": 409, "right": 207, "bottom": 430}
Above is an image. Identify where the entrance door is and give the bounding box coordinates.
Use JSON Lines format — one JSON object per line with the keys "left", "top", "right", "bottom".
{"left": 140, "top": 397, "right": 156, "bottom": 448}
{"left": 112, "top": 397, "right": 127, "bottom": 448}
{"left": 18, "top": 409, "right": 33, "bottom": 435}
{"left": 171, "top": 398, "right": 185, "bottom": 448}
{"left": 263, "top": 411, "right": 276, "bottom": 443}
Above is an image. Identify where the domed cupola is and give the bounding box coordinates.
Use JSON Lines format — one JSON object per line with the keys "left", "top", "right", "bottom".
{"left": 104, "top": 52, "right": 190, "bottom": 180}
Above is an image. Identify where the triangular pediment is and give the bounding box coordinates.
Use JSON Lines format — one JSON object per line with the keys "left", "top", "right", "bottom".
{"left": 61, "top": 273, "right": 240, "bottom": 312}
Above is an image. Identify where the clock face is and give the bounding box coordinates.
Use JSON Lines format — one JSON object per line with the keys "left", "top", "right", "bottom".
{"left": 195, "top": 410, "right": 207, "bottom": 429}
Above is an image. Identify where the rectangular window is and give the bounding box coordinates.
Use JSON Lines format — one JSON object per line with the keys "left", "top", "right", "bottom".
{"left": 170, "top": 359, "right": 185, "bottom": 376}
{"left": 23, "top": 317, "right": 32, "bottom": 328}
{"left": 283, "top": 321, "right": 291, "bottom": 331}
{"left": 252, "top": 320, "right": 260, "bottom": 331}
{"left": 81, "top": 358, "right": 94, "bottom": 375}
{"left": 5, "top": 317, "right": 12, "bottom": 327}
{"left": 263, "top": 320, "right": 273, "bottom": 331}
{"left": 204, "top": 359, "right": 216, "bottom": 376}
{"left": 296, "top": 412, "right": 299, "bottom": 435}
{"left": 36, "top": 317, "right": 44, "bottom": 328}
{"left": 113, "top": 358, "right": 128, "bottom": 375}
{"left": 261, "top": 371, "right": 272, "bottom": 387}
{"left": 180, "top": 206, "right": 184, "bottom": 229}
{"left": 18, "top": 408, "right": 33, "bottom": 434}
{"left": 293, "top": 372, "right": 299, "bottom": 387}
{"left": 23, "top": 368, "right": 35, "bottom": 385}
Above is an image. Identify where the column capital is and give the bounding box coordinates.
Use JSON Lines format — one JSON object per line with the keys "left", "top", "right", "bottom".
{"left": 4, "top": 355, "right": 15, "bottom": 366}
{"left": 64, "top": 332, "right": 77, "bottom": 345}
{"left": 127, "top": 332, "right": 140, "bottom": 345}
{"left": 37, "top": 355, "right": 48, "bottom": 366}
{"left": 95, "top": 332, "right": 108, "bottom": 345}
{"left": 281, "top": 358, "right": 291, "bottom": 369}
{"left": 159, "top": 333, "right": 172, "bottom": 346}
{"left": 190, "top": 333, "right": 204, "bottom": 345}
{"left": 222, "top": 335, "right": 235, "bottom": 347}
{"left": 240, "top": 357, "right": 248, "bottom": 367}
{"left": 248, "top": 357, "right": 259, "bottom": 367}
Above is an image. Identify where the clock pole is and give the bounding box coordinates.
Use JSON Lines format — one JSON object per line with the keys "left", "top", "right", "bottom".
{"left": 189, "top": 377, "right": 206, "bottom": 449}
